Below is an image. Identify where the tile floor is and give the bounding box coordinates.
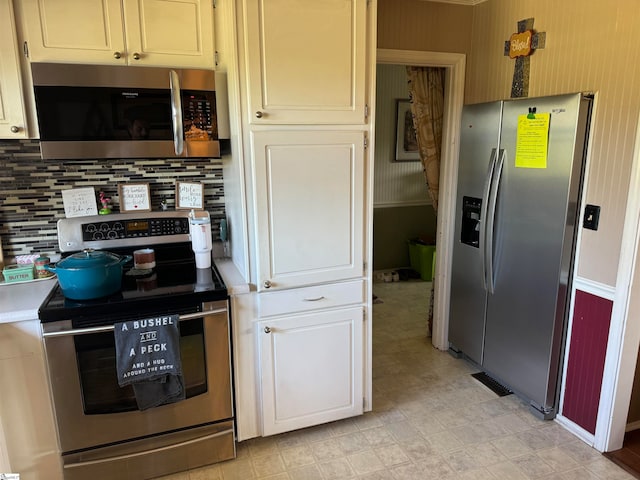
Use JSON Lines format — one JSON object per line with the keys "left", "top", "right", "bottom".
{"left": 157, "top": 280, "right": 633, "bottom": 479}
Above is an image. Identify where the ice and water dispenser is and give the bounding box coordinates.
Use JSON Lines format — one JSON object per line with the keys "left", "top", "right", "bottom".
{"left": 461, "top": 196, "right": 482, "bottom": 247}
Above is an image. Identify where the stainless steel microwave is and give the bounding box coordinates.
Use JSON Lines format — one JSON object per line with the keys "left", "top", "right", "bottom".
{"left": 31, "top": 63, "right": 223, "bottom": 160}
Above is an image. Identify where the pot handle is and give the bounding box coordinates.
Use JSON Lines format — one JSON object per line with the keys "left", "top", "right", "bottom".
{"left": 119, "top": 255, "right": 133, "bottom": 265}
{"left": 43, "top": 263, "right": 56, "bottom": 271}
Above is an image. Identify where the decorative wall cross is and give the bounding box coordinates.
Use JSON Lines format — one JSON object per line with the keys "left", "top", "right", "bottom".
{"left": 504, "top": 18, "right": 546, "bottom": 98}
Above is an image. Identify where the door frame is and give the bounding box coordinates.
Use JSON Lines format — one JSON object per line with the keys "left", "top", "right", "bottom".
{"left": 376, "top": 49, "right": 465, "bottom": 350}
{"left": 594, "top": 115, "right": 640, "bottom": 451}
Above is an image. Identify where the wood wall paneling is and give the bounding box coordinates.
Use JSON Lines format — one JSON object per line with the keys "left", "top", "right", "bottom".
{"left": 562, "top": 290, "right": 613, "bottom": 434}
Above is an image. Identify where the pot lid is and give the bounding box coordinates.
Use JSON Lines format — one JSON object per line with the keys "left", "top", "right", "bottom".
{"left": 56, "top": 249, "right": 125, "bottom": 270}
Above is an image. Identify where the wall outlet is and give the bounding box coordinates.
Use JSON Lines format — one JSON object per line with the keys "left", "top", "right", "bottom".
{"left": 583, "top": 204, "right": 601, "bottom": 230}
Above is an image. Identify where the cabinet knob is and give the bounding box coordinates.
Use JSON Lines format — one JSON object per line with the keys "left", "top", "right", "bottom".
{"left": 132, "top": 52, "right": 141, "bottom": 60}
{"left": 10, "top": 126, "right": 20, "bottom": 133}
{"left": 264, "top": 326, "right": 271, "bottom": 334}
{"left": 255, "top": 111, "right": 263, "bottom": 119}
{"left": 113, "top": 51, "right": 122, "bottom": 59}
{"left": 263, "top": 280, "right": 272, "bottom": 289}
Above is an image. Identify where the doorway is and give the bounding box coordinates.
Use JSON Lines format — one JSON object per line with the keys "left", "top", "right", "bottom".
{"left": 372, "top": 62, "right": 439, "bottom": 293}
{"left": 375, "top": 49, "right": 465, "bottom": 350}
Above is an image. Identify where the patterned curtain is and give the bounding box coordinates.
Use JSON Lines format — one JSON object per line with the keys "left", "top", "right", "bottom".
{"left": 406, "top": 66, "right": 445, "bottom": 336}
{"left": 406, "top": 66, "right": 445, "bottom": 213}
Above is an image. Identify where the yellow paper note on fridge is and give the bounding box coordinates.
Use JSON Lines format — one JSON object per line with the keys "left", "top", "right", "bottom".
{"left": 515, "top": 113, "right": 550, "bottom": 169}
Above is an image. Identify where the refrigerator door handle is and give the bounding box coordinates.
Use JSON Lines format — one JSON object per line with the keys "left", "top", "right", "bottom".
{"left": 485, "top": 148, "right": 505, "bottom": 294}
{"left": 479, "top": 148, "right": 498, "bottom": 292}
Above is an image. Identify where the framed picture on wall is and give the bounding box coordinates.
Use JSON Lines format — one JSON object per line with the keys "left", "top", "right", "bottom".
{"left": 395, "top": 99, "right": 421, "bottom": 162}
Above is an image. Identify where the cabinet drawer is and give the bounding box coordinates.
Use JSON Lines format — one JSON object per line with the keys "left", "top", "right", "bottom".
{"left": 259, "top": 280, "right": 363, "bottom": 318}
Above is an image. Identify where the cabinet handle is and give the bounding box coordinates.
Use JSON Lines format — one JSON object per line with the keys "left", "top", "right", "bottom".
{"left": 264, "top": 326, "right": 271, "bottom": 334}
{"left": 10, "top": 126, "right": 20, "bottom": 133}
{"left": 303, "top": 296, "right": 325, "bottom": 302}
{"left": 132, "top": 52, "right": 141, "bottom": 60}
{"left": 113, "top": 51, "right": 122, "bottom": 59}
{"left": 263, "top": 280, "right": 272, "bottom": 289}
{"left": 255, "top": 111, "right": 263, "bottom": 119}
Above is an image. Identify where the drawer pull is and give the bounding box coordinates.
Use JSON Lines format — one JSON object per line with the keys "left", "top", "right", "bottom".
{"left": 303, "top": 296, "right": 325, "bottom": 302}
{"left": 264, "top": 326, "right": 271, "bottom": 334}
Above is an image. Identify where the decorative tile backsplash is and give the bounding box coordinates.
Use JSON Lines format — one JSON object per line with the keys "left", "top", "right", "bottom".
{"left": 0, "top": 140, "right": 225, "bottom": 258}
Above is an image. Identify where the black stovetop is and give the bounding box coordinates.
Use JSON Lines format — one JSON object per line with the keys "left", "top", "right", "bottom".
{"left": 38, "top": 243, "right": 227, "bottom": 325}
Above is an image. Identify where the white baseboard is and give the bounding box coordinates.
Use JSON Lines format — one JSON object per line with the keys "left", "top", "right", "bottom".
{"left": 625, "top": 420, "right": 640, "bottom": 432}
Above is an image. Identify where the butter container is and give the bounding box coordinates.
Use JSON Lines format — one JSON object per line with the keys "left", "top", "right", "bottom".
{"left": 3, "top": 263, "right": 35, "bottom": 283}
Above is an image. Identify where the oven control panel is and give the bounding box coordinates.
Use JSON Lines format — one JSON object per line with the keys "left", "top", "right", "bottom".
{"left": 57, "top": 211, "right": 195, "bottom": 252}
{"left": 81, "top": 217, "right": 189, "bottom": 241}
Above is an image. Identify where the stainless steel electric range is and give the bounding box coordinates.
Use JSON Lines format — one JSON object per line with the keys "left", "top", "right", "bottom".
{"left": 38, "top": 211, "right": 235, "bottom": 480}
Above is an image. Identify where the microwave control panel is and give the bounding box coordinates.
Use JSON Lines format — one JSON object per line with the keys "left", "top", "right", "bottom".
{"left": 183, "top": 91, "right": 217, "bottom": 140}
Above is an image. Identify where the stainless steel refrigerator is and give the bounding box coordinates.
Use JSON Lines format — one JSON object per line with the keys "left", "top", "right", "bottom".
{"left": 449, "top": 93, "right": 593, "bottom": 419}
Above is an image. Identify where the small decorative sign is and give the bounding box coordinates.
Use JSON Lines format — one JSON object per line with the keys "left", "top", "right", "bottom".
{"left": 119, "top": 183, "right": 151, "bottom": 213}
{"left": 175, "top": 182, "right": 204, "bottom": 210}
{"left": 508, "top": 30, "right": 533, "bottom": 59}
{"left": 61, "top": 187, "right": 98, "bottom": 218}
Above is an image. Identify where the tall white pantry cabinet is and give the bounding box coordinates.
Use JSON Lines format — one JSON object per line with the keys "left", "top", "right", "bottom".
{"left": 232, "top": 0, "right": 375, "bottom": 438}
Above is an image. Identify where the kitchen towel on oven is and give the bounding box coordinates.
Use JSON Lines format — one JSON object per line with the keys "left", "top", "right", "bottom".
{"left": 114, "top": 315, "right": 185, "bottom": 410}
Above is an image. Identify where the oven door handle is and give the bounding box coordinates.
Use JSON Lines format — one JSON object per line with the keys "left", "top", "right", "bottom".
{"left": 42, "top": 308, "right": 228, "bottom": 338}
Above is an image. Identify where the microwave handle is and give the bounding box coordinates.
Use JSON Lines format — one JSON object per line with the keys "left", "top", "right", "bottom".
{"left": 169, "top": 70, "right": 185, "bottom": 155}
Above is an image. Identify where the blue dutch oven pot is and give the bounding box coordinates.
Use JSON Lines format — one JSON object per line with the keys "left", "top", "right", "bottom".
{"left": 45, "top": 249, "right": 132, "bottom": 300}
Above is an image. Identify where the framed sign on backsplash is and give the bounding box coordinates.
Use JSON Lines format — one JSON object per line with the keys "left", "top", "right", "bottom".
{"left": 176, "top": 182, "right": 204, "bottom": 210}
{"left": 118, "top": 183, "right": 151, "bottom": 213}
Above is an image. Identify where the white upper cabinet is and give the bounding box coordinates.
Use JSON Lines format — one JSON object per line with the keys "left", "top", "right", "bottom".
{"left": 0, "top": 0, "right": 28, "bottom": 138}
{"left": 21, "top": 0, "right": 215, "bottom": 69}
{"left": 244, "top": 0, "right": 367, "bottom": 124}
{"left": 122, "top": 0, "right": 214, "bottom": 68}
{"left": 252, "top": 130, "right": 364, "bottom": 291}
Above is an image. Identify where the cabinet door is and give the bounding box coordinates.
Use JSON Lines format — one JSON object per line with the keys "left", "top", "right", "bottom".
{"left": 22, "top": 0, "right": 127, "bottom": 64}
{"left": 0, "top": 0, "right": 28, "bottom": 138}
{"left": 259, "top": 307, "right": 363, "bottom": 436}
{"left": 253, "top": 130, "right": 364, "bottom": 291}
{"left": 244, "top": 0, "right": 367, "bottom": 124}
{"left": 122, "top": 0, "right": 215, "bottom": 68}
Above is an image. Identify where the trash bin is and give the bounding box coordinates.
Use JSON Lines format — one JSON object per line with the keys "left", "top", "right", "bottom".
{"left": 408, "top": 240, "right": 436, "bottom": 281}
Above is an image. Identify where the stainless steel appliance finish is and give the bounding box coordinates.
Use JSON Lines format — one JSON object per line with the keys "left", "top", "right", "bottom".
{"left": 39, "top": 212, "right": 234, "bottom": 479}
{"left": 449, "top": 93, "right": 592, "bottom": 419}
{"left": 42, "top": 302, "right": 233, "bottom": 480}
{"left": 31, "top": 63, "right": 222, "bottom": 159}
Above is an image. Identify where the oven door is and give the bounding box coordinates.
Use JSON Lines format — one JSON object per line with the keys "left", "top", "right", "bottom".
{"left": 42, "top": 300, "right": 232, "bottom": 454}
